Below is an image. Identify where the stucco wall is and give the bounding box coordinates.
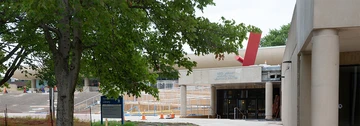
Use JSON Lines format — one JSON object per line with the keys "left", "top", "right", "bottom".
{"left": 340, "top": 51, "right": 360, "bottom": 65}
{"left": 178, "top": 66, "right": 262, "bottom": 85}
{"left": 296, "top": 0, "right": 314, "bottom": 51}
{"left": 290, "top": 53, "right": 299, "bottom": 126}
{"left": 282, "top": 6, "right": 301, "bottom": 125}
{"left": 284, "top": 7, "right": 299, "bottom": 62}
{"left": 314, "top": 0, "right": 360, "bottom": 29}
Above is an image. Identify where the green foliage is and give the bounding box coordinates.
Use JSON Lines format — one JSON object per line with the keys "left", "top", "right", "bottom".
{"left": 36, "top": 54, "right": 56, "bottom": 88}
{"left": 260, "top": 23, "right": 290, "bottom": 47}
{"left": 0, "top": 50, "right": 5, "bottom": 72}
{"left": 1, "top": 0, "right": 261, "bottom": 124}
{"left": 0, "top": 1, "right": 261, "bottom": 98}
{"left": 0, "top": 77, "right": 9, "bottom": 88}
{"left": 26, "top": 80, "right": 31, "bottom": 90}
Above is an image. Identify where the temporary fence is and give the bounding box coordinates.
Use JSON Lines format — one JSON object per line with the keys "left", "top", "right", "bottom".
{"left": 75, "top": 86, "right": 212, "bottom": 117}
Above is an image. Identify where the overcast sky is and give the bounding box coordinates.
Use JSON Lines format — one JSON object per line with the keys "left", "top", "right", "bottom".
{"left": 184, "top": 0, "right": 296, "bottom": 52}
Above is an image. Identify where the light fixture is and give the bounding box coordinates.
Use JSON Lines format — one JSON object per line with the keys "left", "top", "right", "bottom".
{"left": 283, "top": 61, "right": 292, "bottom": 63}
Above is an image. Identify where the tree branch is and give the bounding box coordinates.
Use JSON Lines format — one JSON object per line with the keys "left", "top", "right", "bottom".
{"left": 41, "top": 24, "right": 58, "bottom": 55}
{"left": 41, "top": 24, "right": 61, "bottom": 37}
{"left": 83, "top": 42, "right": 98, "bottom": 49}
{"left": 129, "top": 5, "right": 150, "bottom": 9}
{"left": 0, "top": 48, "right": 28, "bottom": 86}
{"left": 0, "top": 44, "right": 21, "bottom": 63}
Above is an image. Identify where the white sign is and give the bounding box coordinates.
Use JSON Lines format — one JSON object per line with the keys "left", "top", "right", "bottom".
{"left": 209, "top": 69, "right": 241, "bottom": 83}
{"left": 214, "top": 71, "right": 238, "bottom": 80}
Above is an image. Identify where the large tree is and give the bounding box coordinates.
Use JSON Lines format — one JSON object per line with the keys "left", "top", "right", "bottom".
{"left": 260, "top": 23, "right": 290, "bottom": 47}
{"left": 1, "top": 0, "right": 260, "bottom": 125}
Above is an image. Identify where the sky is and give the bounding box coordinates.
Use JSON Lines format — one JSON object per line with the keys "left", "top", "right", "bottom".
{"left": 184, "top": 0, "right": 296, "bottom": 52}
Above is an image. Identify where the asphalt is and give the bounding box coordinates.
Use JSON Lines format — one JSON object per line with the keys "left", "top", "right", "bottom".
{"left": 1, "top": 113, "right": 283, "bottom": 126}
{"left": 0, "top": 92, "right": 100, "bottom": 113}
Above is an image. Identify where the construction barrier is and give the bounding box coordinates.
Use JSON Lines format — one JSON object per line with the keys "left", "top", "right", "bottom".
{"left": 159, "top": 113, "right": 164, "bottom": 119}
{"left": 141, "top": 113, "right": 146, "bottom": 120}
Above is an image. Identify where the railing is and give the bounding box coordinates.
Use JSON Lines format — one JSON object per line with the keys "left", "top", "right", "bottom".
{"left": 208, "top": 106, "right": 221, "bottom": 119}
{"left": 207, "top": 106, "right": 220, "bottom": 119}
{"left": 234, "top": 107, "right": 246, "bottom": 119}
{"left": 74, "top": 94, "right": 101, "bottom": 112}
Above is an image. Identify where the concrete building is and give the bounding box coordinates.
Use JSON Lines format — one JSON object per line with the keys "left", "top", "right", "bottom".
{"left": 9, "top": 45, "right": 285, "bottom": 121}
{"left": 282, "top": 0, "right": 360, "bottom": 126}
{"left": 178, "top": 46, "right": 284, "bottom": 119}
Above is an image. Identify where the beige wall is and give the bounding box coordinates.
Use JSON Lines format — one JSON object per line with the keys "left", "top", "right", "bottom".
{"left": 291, "top": 0, "right": 360, "bottom": 55}
{"left": 284, "top": 0, "right": 360, "bottom": 125}
{"left": 282, "top": 52, "right": 299, "bottom": 126}
{"left": 179, "top": 46, "right": 284, "bottom": 70}
{"left": 296, "top": 0, "right": 314, "bottom": 50}
{"left": 314, "top": 0, "right": 360, "bottom": 29}
{"left": 340, "top": 51, "right": 360, "bottom": 65}
{"left": 289, "top": 53, "right": 298, "bottom": 126}
{"left": 179, "top": 66, "right": 262, "bottom": 85}
{"left": 299, "top": 54, "right": 312, "bottom": 126}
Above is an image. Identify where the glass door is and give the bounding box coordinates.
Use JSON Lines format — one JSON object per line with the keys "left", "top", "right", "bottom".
{"left": 237, "top": 99, "right": 247, "bottom": 119}
{"left": 247, "top": 99, "right": 257, "bottom": 119}
{"left": 228, "top": 99, "right": 237, "bottom": 118}
{"left": 339, "top": 65, "right": 360, "bottom": 126}
{"left": 257, "top": 99, "right": 266, "bottom": 119}
{"left": 236, "top": 99, "right": 258, "bottom": 119}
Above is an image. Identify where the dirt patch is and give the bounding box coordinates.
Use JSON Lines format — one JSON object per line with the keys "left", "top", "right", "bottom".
{"left": 0, "top": 117, "right": 89, "bottom": 126}
{"left": 0, "top": 117, "right": 198, "bottom": 126}
{"left": 135, "top": 121, "right": 199, "bottom": 126}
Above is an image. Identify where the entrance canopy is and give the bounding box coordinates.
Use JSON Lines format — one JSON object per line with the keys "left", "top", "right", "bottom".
{"left": 179, "top": 66, "right": 262, "bottom": 86}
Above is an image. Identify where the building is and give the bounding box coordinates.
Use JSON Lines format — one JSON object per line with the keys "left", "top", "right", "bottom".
{"left": 178, "top": 46, "right": 284, "bottom": 119}
{"left": 282, "top": 1, "right": 360, "bottom": 126}
{"left": 10, "top": 46, "right": 285, "bottom": 119}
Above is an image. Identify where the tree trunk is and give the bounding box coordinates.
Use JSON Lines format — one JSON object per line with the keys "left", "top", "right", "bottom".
{"left": 50, "top": 1, "right": 82, "bottom": 125}
{"left": 56, "top": 74, "right": 76, "bottom": 126}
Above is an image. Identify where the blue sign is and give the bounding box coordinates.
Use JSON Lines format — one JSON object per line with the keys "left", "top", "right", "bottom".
{"left": 101, "top": 96, "right": 123, "bottom": 104}
{"left": 100, "top": 96, "right": 124, "bottom": 124}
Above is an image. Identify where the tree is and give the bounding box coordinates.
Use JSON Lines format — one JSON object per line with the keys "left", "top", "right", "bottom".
{"left": 0, "top": 0, "right": 260, "bottom": 125}
{"left": 260, "top": 23, "right": 290, "bottom": 47}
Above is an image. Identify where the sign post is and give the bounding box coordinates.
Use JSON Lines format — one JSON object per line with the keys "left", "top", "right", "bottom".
{"left": 100, "top": 96, "right": 124, "bottom": 124}
{"left": 49, "top": 87, "right": 54, "bottom": 126}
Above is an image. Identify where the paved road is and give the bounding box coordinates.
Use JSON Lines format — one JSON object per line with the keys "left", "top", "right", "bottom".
{"left": 2, "top": 113, "right": 283, "bottom": 126}
{"left": 0, "top": 92, "right": 100, "bottom": 113}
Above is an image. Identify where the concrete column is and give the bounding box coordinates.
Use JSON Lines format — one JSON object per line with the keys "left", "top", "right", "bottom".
{"left": 280, "top": 64, "right": 285, "bottom": 123}
{"left": 210, "top": 86, "right": 216, "bottom": 117}
{"left": 265, "top": 82, "right": 273, "bottom": 120}
{"left": 290, "top": 55, "right": 298, "bottom": 126}
{"left": 180, "top": 85, "right": 187, "bottom": 117}
{"left": 29, "top": 79, "right": 36, "bottom": 92}
{"left": 83, "top": 78, "right": 90, "bottom": 92}
{"left": 311, "top": 29, "right": 339, "bottom": 126}
{"left": 299, "top": 54, "right": 311, "bottom": 126}
{"left": 281, "top": 63, "right": 290, "bottom": 125}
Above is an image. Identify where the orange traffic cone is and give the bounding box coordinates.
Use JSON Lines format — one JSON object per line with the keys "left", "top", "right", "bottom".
{"left": 159, "top": 113, "right": 164, "bottom": 119}
{"left": 141, "top": 113, "right": 146, "bottom": 120}
{"left": 171, "top": 112, "right": 175, "bottom": 119}
{"left": 3, "top": 88, "right": 7, "bottom": 94}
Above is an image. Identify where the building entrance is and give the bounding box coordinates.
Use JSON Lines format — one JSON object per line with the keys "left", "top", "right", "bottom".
{"left": 236, "top": 99, "right": 262, "bottom": 119}
{"left": 339, "top": 65, "right": 360, "bottom": 126}
{"left": 217, "top": 88, "right": 278, "bottom": 119}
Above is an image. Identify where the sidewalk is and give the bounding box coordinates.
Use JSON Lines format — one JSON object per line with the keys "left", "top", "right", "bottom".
{"left": 1, "top": 113, "right": 283, "bottom": 126}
